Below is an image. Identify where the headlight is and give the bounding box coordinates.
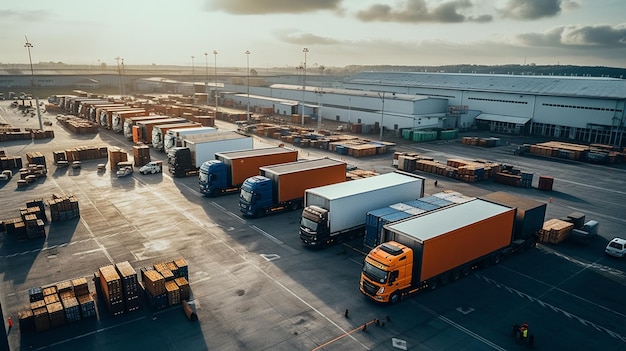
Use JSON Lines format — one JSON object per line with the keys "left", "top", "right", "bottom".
{"left": 377, "top": 286, "right": 385, "bottom": 294}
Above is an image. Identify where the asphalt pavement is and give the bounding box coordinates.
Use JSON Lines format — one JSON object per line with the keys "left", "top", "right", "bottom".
{"left": 1, "top": 100, "right": 626, "bottom": 351}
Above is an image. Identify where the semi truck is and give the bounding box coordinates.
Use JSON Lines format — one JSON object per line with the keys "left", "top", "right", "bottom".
{"left": 123, "top": 115, "right": 174, "bottom": 139}
{"left": 168, "top": 131, "right": 253, "bottom": 177}
{"left": 110, "top": 109, "right": 150, "bottom": 131}
{"left": 360, "top": 197, "right": 541, "bottom": 304}
{"left": 164, "top": 126, "right": 217, "bottom": 154}
{"left": 133, "top": 118, "right": 187, "bottom": 144}
{"left": 151, "top": 122, "right": 202, "bottom": 151}
{"left": 299, "top": 171, "right": 425, "bottom": 247}
{"left": 199, "top": 146, "right": 299, "bottom": 197}
{"left": 239, "top": 158, "right": 346, "bottom": 218}
{"left": 95, "top": 105, "right": 131, "bottom": 124}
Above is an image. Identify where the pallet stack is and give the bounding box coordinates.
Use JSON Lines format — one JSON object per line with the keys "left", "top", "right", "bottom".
{"left": 19, "top": 276, "right": 97, "bottom": 332}
{"left": 141, "top": 258, "right": 190, "bottom": 310}
{"left": 47, "top": 194, "right": 80, "bottom": 222}
{"left": 115, "top": 261, "right": 141, "bottom": 312}
{"left": 98, "top": 265, "right": 124, "bottom": 316}
{"left": 133, "top": 144, "right": 151, "bottom": 167}
{"left": 26, "top": 152, "right": 47, "bottom": 169}
{"left": 141, "top": 268, "right": 167, "bottom": 310}
{"left": 108, "top": 147, "right": 128, "bottom": 171}
{"left": 538, "top": 219, "right": 574, "bottom": 244}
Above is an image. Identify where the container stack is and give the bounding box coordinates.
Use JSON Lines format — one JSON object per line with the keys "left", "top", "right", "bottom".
{"left": 538, "top": 218, "right": 574, "bottom": 244}
{"left": 98, "top": 265, "right": 124, "bottom": 316}
{"left": 133, "top": 144, "right": 151, "bottom": 167}
{"left": 115, "top": 261, "right": 141, "bottom": 312}
{"left": 108, "top": 147, "right": 129, "bottom": 171}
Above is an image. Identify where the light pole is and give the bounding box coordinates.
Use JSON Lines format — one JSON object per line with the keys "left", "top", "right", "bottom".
{"left": 316, "top": 88, "right": 323, "bottom": 131}
{"left": 115, "top": 56, "right": 123, "bottom": 95}
{"left": 191, "top": 55, "right": 195, "bottom": 94}
{"left": 24, "top": 36, "right": 42, "bottom": 130}
{"left": 213, "top": 50, "right": 218, "bottom": 115}
{"left": 378, "top": 92, "right": 385, "bottom": 140}
{"left": 245, "top": 50, "right": 251, "bottom": 122}
{"left": 301, "top": 47, "right": 309, "bottom": 126}
{"left": 204, "top": 52, "right": 209, "bottom": 85}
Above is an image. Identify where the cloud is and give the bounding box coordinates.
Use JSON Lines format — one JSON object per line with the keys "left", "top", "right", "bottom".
{"left": 206, "top": 0, "right": 342, "bottom": 14}
{"left": 497, "top": 0, "right": 575, "bottom": 20}
{"left": 518, "top": 24, "right": 626, "bottom": 47}
{"left": 356, "top": 0, "right": 493, "bottom": 23}
{"left": 275, "top": 30, "right": 342, "bottom": 45}
{"left": 0, "top": 9, "right": 48, "bottom": 21}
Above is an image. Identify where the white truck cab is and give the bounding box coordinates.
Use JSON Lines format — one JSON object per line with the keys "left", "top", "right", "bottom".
{"left": 139, "top": 161, "right": 163, "bottom": 175}
{"left": 605, "top": 238, "right": 626, "bottom": 257}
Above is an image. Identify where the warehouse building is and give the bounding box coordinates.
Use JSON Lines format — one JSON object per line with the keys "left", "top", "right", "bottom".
{"left": 221, "top": 72, "right": 626, "bottom": 147}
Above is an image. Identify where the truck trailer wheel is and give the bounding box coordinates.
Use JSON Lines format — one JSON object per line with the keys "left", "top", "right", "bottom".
{"left": 492, "top": 253, "right": 502, "bottom": 265}
{"left": 429, "top": 280, "right": 438, "bottom": 290}
{"left": 451, "top": 270, "right": 461, "bottom": 281}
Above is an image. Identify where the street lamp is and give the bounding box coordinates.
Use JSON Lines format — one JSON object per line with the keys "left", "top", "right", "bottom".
{"left": 301, "top": 47, "right": 309, "bottom": 125}
{"left": 378, "top": 92, "right": 385, "bottom": 140}
{"left": 115, "top": 56, "right": 123, "bottom": 95}
{"left": 245, "top": 50, "right": 251, "bottom": 122}
{"left": 191, "top": 55, "right": 195, "bottom": 93}
{"left": 213, "top": 50, "right": 218, "bottom": 115}
{"left": 315, "top": 88, "right": 324, "bottom": 131}
{"left": 204, "top": 52, "right": 209, "bottom": 85}
{"left": 24, "top": 36, "right": 42, "bottom": 130}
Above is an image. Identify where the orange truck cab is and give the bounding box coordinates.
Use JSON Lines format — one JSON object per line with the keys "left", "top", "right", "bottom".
{"left": 361, "top": 241, "right": 414, "bottom": 304}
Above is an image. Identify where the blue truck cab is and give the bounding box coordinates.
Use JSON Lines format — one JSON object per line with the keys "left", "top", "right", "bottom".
{"left": 239, "top": 176, "right": 273, "bottom": 217}
{"left": 199, "top": 160, "right": 227, "bottom": 196}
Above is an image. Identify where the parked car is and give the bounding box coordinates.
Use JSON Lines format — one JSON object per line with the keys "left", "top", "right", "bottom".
{"left": 139, "top": 161, "right": 163, "bottom": 175}
{"left": 116, "top": 167, "right": 133, "bottom": 177}
{"left": 605, "top": 238, "right": 626, "bottom": 257}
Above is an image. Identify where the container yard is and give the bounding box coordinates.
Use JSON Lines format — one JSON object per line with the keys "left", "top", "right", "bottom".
{"left": 0, "top": 92, "right": 625, "bottom": 351}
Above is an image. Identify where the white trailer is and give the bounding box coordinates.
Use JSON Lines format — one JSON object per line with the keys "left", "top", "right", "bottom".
{"left": 183, "top": 132, "right": 253, "bottom": 168}
{"left": 164, "top": 126, "right": 216, "bottom": 154}
{"left": 299, "top": 171, "right": 425, "bottom": 247}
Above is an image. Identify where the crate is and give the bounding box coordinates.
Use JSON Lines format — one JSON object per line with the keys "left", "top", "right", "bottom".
{"left": 165, "top": 280, "right": 180, "bottom": 306}
{"left": 18, "top": 309, "right": 35, "bottom": 333}
{"left": 77, "top": 294, "right": 97, "bottom": 319}
{"left": 174, "top": 277, "right": 190, "bottom": 301}
{"left": 33, "top": 307, "right": 50, "bottom": 332}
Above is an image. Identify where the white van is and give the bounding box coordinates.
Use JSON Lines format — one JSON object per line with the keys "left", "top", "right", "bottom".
{"left": 605, "top": 238, "right": 626, "bottom": 258}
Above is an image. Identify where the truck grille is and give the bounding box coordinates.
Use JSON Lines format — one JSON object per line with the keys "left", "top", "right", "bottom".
{"left": 361, "top": 279, "right": 378, "bottom": 296}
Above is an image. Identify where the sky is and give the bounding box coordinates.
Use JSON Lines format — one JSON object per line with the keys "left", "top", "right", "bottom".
{"left": 1, "top": 0, "right": 625, "bottom": 69}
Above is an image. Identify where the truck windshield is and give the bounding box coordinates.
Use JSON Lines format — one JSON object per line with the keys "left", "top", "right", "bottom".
{"left": 300, "top": 217, "right": 318, "bottom": 231}
{"left": 199, "top": 170, "right": 208, "bottom": 183}
{"left": 240, "top": 189, "right": 253, "bottom": 203}
{"left": 362, "top": 261, "right": 388, "bottom": 284}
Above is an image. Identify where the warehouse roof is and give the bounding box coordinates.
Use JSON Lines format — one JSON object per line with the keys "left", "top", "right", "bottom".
{"left": 344, "top": 72, "right": 626, "bottom": 100}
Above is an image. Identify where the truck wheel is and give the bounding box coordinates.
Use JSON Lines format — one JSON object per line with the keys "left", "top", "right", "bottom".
{"left": 389, "top": 292, "right": 401, "bottom": 304}
{"left": 151, "top": 169, "right": 156, "bottom": 174}
{"left": 289, "top": 201, "right": 299, "bottom": 211}
{"left": 439, "top": 273, "right": 450, "bottom": 286}
{"left": 492, "top": 253, "right": 502, "bottom": 265}
{"left": 451, "top": 270, "right": 460, "bottom": 281}
{"left": 461, "top": 266, "right": 471, "bottom": 277}
{"left": 210, "top": 188, "right": 220, "bottom": 197}
{"left": 429, "top": 280, "right": 438, "bottom": 290}
{"left": 255, "top": 209, "right": 265, "bottom": 218}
